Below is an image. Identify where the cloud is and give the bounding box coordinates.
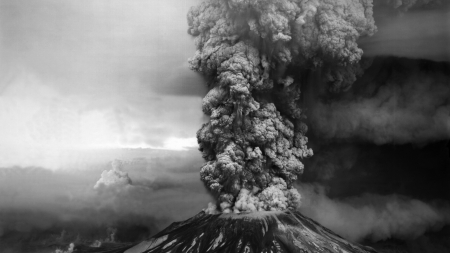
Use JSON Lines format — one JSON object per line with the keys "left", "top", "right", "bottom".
{"left": 0, "top": 0, "right": 204, "bottom": 95}
{"left": 298, "top": 183, "right": 450, "bottom": 242}
{"left": 308, "top": 58, "right": 450, "bottom": 145}
{"left": 0, "top": 0, "right": 206, "bottom": 168}
{"left": 359, "top": 6, "right": 450, "bottom": 62}
{"left": 0, "top": 149, "right": 213, "bottom": 250}
{"left": 94, "top": 160, "right": 132, "bottom": 189}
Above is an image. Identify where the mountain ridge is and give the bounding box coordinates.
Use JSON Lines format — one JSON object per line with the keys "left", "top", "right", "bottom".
{"left": 122, "top": 210, "right": 379, "bottom": 253}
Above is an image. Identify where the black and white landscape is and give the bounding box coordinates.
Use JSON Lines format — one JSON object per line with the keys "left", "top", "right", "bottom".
{"left": 0, "top": 1, "right": 449, "bottom": 253}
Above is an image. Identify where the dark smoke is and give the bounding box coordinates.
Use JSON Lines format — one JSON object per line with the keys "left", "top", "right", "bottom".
{"left": 297, "top": 183, "right": 450, "bottom": 242}
{"left": 359, "top": 5, "right": 450, "bottom": 62}
{"left": 187, "top": 0, "right": 450, "bottom": 247}
{"left": 188, "top": 0, "right": 376, "bottom": 214}
{"left": 307, "top": 57, "right": 450, "bottom": 144}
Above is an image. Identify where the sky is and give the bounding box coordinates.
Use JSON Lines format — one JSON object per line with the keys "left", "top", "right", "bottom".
{"left": 0, "top": 0, "right": 206, "bottom": 169}
{"left": 0, "top": 0, "right": 212, "bottom": 250}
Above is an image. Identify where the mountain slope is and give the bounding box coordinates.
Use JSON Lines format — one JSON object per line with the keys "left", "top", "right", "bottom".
{"left": 124, "top": 210, "right": 379, "bottom": 253}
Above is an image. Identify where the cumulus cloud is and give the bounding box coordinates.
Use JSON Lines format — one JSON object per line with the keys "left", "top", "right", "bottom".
{"left": 94, "top": 160, "right": 132, "bottom": 190}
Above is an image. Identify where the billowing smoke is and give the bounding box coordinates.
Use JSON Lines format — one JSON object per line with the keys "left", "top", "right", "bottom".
{"left": 374, "top": 0, "right": 444, "bottom": 12}
{"left": 308, "top": 58, "right": 450, "bottom": 144}
{"left": 360, "top": 2, "right": 450, "bottom": 62}
{"left": 187, "top": 0, "right": 450, "bottom": 246}
{"left": 55, "top": 243, "right": 74, "bottom": 253}
{"left": 298, "top": 183, "right": 450, "bottom": 242}
{"left": 94, "top": 160, "right": 132, "bottom": 189}
{"left": 187, "top": 0, "right": 376, "bottom": 213}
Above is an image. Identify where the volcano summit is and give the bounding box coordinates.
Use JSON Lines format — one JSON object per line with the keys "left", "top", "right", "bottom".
{"left": 124, "top": 210, "right": 378, "bottom": 253}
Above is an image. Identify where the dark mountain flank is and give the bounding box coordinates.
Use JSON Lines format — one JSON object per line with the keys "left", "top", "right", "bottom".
{"left": 124, "top": 210, "right": 378, "bottom": 253}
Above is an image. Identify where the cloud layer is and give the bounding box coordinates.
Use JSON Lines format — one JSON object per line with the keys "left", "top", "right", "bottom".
{"left": 308, "top": 58, "right": 450, "bottom": 144}
{"left": 298, "top": 184, "right": 450, "bottom": 242}
{"left": 0, "top": 149, "right": 212, "bottom": 251}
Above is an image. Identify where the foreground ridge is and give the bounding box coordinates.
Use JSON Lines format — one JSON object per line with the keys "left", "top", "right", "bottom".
{"left": 124, "top": 210, "right": 379, "bottom": 253}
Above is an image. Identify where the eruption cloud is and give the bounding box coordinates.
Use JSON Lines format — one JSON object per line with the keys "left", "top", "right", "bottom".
{"left": 374, "top": 0, "right": 445, "bottom": 12}
{"left": 187, "top": 0, "right": 377, "bottom": 213}
{"left": 308, "top": 59, "right": 450, "bottom": 144}
{"left": 298, "top": 184, "right": 450, "bottom": 242}
{"left": 359, "top": 5, "right": 450, "bottom": 62}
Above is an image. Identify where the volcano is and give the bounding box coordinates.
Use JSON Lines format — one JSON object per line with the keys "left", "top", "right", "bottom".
{"left": 120, "top": 210, "right": 378, "bottom": 253}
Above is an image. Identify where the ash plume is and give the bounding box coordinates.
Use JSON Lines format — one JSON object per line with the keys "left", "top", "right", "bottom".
{"left": 187, "top": 0, "right": 376, "bottom": 213}
{"left": 298, "top": 184, "right": 450, "bottom": 242}
{"left": 359, "top": 5, "right": 450, "bottom": 62}
{"left": 308, "top": 58, "right": 450, "bottom": 144}
{"left": 374, "top": 0, "right": 444, "bottom": 12}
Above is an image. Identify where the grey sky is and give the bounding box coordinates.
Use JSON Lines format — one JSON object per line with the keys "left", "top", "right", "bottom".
{"left": 0, "top": 0, "right": 206, "bottom": 168}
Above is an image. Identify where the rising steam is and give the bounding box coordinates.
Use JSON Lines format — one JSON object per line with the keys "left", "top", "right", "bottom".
{"left": 94, "top": 160, "right": 133, "bottom": 189}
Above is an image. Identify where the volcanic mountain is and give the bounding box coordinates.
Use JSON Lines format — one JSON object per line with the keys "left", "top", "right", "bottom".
{"left": 103, "top": 210, "right": 379, "bottom": 253}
